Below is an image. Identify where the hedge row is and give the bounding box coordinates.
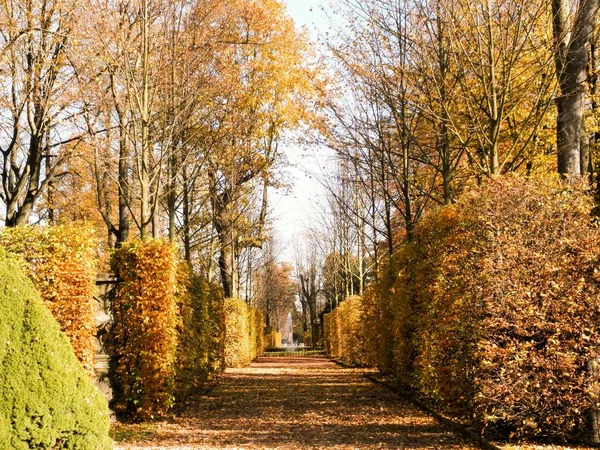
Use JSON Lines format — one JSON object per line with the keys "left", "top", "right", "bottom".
{"left": 0, "top": 225, "right": 98, "bottom": 374}
{"left": 325, "top": 176, "right": 600, "bottom": 441}
{"left": 109, "top": 241, "right": 179, "bottom": 420}
{"left": 0, "top": 229, "right": 228, "bottom": 423}
{"left": 264, "top": 326, "right": 282, "bottom": 350}
{"left": 323, "top": 296, "right": 367, "bottom": 366}
{"left": 224, "top": 298, "right": 264, "bottom": 367}
{"left": 0, "top": 248, "right": 111, "bottom": 449}
{"left": 175, "top": 264, "right": 225, "bottom": 399}
{"left": 109, "top": 240, "right": 226, "bottom": 420}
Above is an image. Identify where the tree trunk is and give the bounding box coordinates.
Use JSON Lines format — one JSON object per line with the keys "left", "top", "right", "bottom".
{"left": 552, "top": 0, "right": 600, "bottom": 178}
{"left": 139, "top": 0, "right": 152, "bottom": 240}
{"left": 218, "top": 226, "right": 235, "bottom": 299}
{"left": 117, "top": 117, "right": 130, "bottom": 244}
{"left": 182, "top": 167, "right": 191, "bottom": 262}
{"left": 308, "top": 298, "right": 318, "bottom": 347}
{"left": 556, "top": 93, "right": 584, "bottom": 176}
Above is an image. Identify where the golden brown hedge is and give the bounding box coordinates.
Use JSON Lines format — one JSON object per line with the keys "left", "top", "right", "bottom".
{"left": 264, "top": 326, "right": 282, "bottom": 349}
{"left": 224, "top": 298, "right": 264, "bottom": 367}
{"left": 323, "top": 296, "right": 368, "bottom": 366}
{"left": 108, "top": 240, "right": 178, "bottom": 420}
{"left": 363, "top": 176, "right": 600, "bottom": 440}
{"left": 0, "top": 225, "right": 97, "bottom": 374}
{"left": 175, "top": 263, "right": 225, "bottom": 400}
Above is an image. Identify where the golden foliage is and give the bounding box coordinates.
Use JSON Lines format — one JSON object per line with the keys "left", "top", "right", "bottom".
{"left": 263, "top": 326, "right": 282, "bottom": 350}
{"left": 175, "top": 264, "right": 226, "bottom": 400}
{"left": 362, "top": 175, "right": 600, "bottom": 440}
{"left": 108, "top": 243, "right": 226, "bottom": 420}
{"left": 323, "top": 296, "right": 369, "bottom": 367}
{"left": 224, "top": 299, "right": 264, "bottom": 368}
{"left": 108, "top": 240, "right": 179, "bottom": 420}
{"left": 0, "top": 224, "right": 98, "bottom": 374}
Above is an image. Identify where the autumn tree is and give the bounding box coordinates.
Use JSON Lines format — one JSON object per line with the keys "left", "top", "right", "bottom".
{"left": 207, "top": 0, "right": 319, "bottom": 298}
{"left": 82, "top": 0, "right": 178, "bottom": 241}
{"left": 294, "top": 230, "right": 326, "bottom": 346}
{"left": 445, "top": 0, "right": 555, "bottom": 177}
{"left": 0, "top": 0, "right": 86, "bottom": 226}
{"left": 255, "top": 240, "right": 296, "bottom": 332}
{"left": 326, "top": 0, "right": 431, "bottom": 247}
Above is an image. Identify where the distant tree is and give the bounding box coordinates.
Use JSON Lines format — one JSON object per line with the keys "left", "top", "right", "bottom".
{"left": 255, "top": 240, "right": 296, "bottom": 332}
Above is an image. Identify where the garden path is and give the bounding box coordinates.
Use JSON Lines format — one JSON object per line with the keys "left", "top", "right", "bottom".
{"left": 113, "top": 356, "right": 478, "bottom": 449}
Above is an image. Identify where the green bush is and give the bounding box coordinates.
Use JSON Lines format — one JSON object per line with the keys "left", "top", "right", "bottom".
{"left": 0, "top": 248, "right": 111, "bottom": 449}
{"left": 224, "top": 298, "right": 264, "bottom": 367}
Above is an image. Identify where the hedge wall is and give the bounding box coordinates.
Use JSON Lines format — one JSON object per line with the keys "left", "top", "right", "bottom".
{"left": 264, "top": 326, "right": 282, "bottom": 350}
{"left": 0, "top": 248, "right": 111, "bottom": 449}
{"left": 326, "top": 176, "right": 600, "bottom": 441}
{"left": 323, "top": 296, "right": 368, "bottom": 366}
{"left": 108, "top": 240, "right": 179, "bottom": 420}
{"left": 175, "top": 264, "right": 225, "bottom": 400}
{"left": 224, "top": 298, "right": 264, "bottom": 367}
{"left": 109, "top": 241, "right": 226, "bottom": 420}
{"left": 0, "top": 225, "right": 98, "bottom": 374}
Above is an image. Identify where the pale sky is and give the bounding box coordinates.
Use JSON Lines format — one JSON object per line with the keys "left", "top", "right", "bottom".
{"left": 270, "top": 0, "right": 332, "bottom": 264}
{"left": 283, "top": 0, "right": 329, "bottom": 32}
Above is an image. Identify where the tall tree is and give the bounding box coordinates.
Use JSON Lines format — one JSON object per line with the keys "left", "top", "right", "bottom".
{"left": 0, "top": 0, "right": 83, "bottom": 226}
{"left": 207, "top": 0, "right": 318, "bottom": 297}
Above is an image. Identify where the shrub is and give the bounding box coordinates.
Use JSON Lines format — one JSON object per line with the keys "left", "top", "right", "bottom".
{"left": 463, "top": 176, "right": 600, "bottom": 439}
{"left": 0, "top": 224, "right": 98, "bottom": 374}
{"left": 264, "top": 326, "right": 282, "bottom": 349}
{"left": 175, "top": 264, "right": 225, "bottom": 400}
{"left": 0, "top": 248, "right": 111, "bottom": 449}
{"left": 323, "top": 296, "right": 368, "bottom": 366}
{"left": 303, "top": 331, "right": 312, "bottom": 348}
{"left": 108, "top": 240, "right": 178, "bottom": 420}
{"left": 362, "top": 267, "right": 399, "bottom": 372}
{"left": 224, "top": 298, "right": 264, "bottom": 367}
{"left": 367, "top": 175, "right": 600, "bottom": 440}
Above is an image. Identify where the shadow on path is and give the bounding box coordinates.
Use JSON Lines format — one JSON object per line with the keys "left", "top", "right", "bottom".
{"left": 114, "top": 356, "right": 477, "bottom": 449}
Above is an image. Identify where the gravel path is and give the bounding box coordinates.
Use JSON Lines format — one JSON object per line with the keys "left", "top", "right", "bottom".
{"left": 113, "top": 356, "right": 479, "bottom": 449}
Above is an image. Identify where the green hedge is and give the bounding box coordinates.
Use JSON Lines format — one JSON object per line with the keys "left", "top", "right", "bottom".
{"left": 0, "top": 248, "right": 111, "bottom": 449}
{"left": 224, "top": 298, "right": 264, "bottom": 367}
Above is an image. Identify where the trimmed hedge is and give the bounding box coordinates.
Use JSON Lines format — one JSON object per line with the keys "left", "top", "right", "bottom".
{"left": 175, "top": 264, "right": 225, "bottom": 400}
{"left": 0, "top": 248, "right": 111, "bottom": 449}
{"left": 0, "top": 225, "right": 98, "bottom": 374}
{"left": 323, "top": 296, "right": 367, "bottom": 366}
{"left": 109, "top": 241, "right": 226, "bottom": 420}
{"left": 224, "top": 298, "right": 264, "bottom": 367}
{"left": 108, "top": 240, "right": 179, "bottom": 420}
{"left": 264, "top": 326, "right": 282, "bottom": 350}
{"left": 327, "top": 176, "right": 600, "bottom": 441}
